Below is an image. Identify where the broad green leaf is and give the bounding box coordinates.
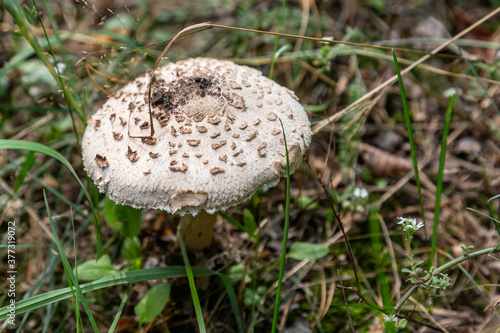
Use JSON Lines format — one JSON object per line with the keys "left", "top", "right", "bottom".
{"left": 134, "top": 284, "right": 171, "bottom": 325}
{"left": 75, "top": 254, "right": 119, "bottom": 281}
{"left": 401, "top": 268, "right": 413, "bottom": 274}
{"left": 243, "top": 286, "right": 265, "bottom": 307}
{"left": 288, "top": 242, "right": 329, "bottom": 260}
{"left": 243, "top": 209, "right": 256, "bottom": 236}
{"left": 121, "top": 236, "right": 142, "bottom": 261}
{"left": 104, "top": 197, "right": 142, "bottom": 237}
{"left": 224, "top": 264, "right": 251, "bottom": 284}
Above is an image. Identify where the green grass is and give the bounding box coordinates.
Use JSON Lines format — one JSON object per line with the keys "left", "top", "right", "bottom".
{"left": 1, "top": 1, "right": 500, "bottom": 332}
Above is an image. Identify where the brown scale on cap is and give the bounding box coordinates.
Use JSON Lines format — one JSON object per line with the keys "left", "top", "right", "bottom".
{"left": 232, "top": 148, "right": 243, "bottom": 157}
{"left": 113, "top": 132, "right": 123, "bottom": 141}
{"left": 196, "top": 126, "right": 207, "bottom": 133}
{"left": 149, "top": 152, "right": 160, "bottom": 158}
{"left": 210, "top": 167, "right": 225, "bottom": 175}
{"left": 169, "top": 163, "right": 188, "bottom": 173}
{"left": 239, "top": 121, "right": 248, "bottom": 130}
{"left": 187, "top": 139, "right": 201, "bottom": 147}
{"left": 180, "top": 126, "right": 192, "bottom": 134}
{"left": 245, "top": 130, "right": 258, "bottom": 142}
{"left": 141, "top": 137, "right": 157, "bottom": 145}
{"left": 212, "top": 140, "right": 227, "bottom": 150}
{"left": 126, "top": 146, "right": 139, "bottom": 162}
{"left": 95, "top": 154, "right": 109, "bottom": 168}
{"left": 81, "top": 57, "right": 312, "bottom": 216}
{"left": 267, "top": 112, "right": 277, "bottom": 121}
{"left": 207, "top": 116, "right": 221, "bottom": 125}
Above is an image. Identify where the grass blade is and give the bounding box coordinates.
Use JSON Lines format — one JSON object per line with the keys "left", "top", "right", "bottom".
{"left": 269, "top": 0, "right": 288, "bottom": 80}
{"left": 429, "top": 94, "right": 455, "bottom": 267}
{"left": 218, "top": 274, "right": 243, "bottom": 333}
{"left": 0, "top": 140, "right": 101, "bottom": 253}
{"left": 392, "top": 50, "right": 426, "bottom": 239}
{"left": 3, "top": 0, "right": 83, "bottom": 118}
{"left": 14, "top": 151, "right": 34, "bottom": 193}
{"left": 271, "top": 118, "right": 291, "bottom": 333}
{"left": 108, "top": 284, "right": 131, "bottom": 333}
{"left": 369, "top": 210, "right": 391, "bottom": 311}
{"left": 178, "top": 227, "right": 206, "bottom": 333}
{"left": 44, "top": 190, "right": 99, "bottom": 332}
{"left": 0, "top": 266, "right": 215, "bottom": 321}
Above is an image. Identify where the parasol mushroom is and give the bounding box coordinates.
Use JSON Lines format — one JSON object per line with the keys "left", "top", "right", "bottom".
{"left": 82, "top": 58, "right": 312, "bottom": 249}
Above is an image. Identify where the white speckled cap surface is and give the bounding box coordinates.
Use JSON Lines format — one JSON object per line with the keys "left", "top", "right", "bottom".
{"left": 82, "top": 58, "right": 312, "bottom": 215}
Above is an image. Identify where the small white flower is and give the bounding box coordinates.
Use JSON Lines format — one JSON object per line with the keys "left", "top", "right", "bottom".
{"left": 443, "top": 88, "right": 457, "bottom": 98}
{"left": 353, "top": 187, "right": 368, "bottom": 198}
{"left": 397, "top": 217, "right": 424, "bottom": 231}
{"left": 383, "top": 314, "right": 397, "bottom": 323}
{"left": 56, "top": 62, "right": 66, "bottom": 73}
{"left": 320, "top": 36, "right": 334, "bottom": 44}
{"left": 397, "top": 216, "right": 407, "bottom": 224}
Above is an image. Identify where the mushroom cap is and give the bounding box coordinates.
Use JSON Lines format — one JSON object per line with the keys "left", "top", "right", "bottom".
{"left": 82, "top": 58, "right": 312, "bottom": 216}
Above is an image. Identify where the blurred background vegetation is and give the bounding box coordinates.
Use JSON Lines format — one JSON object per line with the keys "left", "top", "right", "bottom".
{"left": 1, "top": 0, "right": 500, "bottom": 332}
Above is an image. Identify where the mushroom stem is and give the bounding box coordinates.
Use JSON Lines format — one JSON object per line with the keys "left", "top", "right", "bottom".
{"left": 178, "top": 211, "right": 217, "bottom": 250}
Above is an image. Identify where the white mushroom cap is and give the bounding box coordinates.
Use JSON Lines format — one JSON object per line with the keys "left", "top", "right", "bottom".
{"left": 82, "top": 58, "right": 312, "bottom": 216}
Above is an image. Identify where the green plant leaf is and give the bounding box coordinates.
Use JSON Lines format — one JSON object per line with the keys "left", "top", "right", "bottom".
{"left": 121, "top": 236, "right": 142, "bottom": 262}
{"left": 244, "top": 286, "right": 265, "bottom": 307}
{"left": 108, "top": 284, "right": 131, "bottom": 333}
{"left": 401, "top": 268, "right": 413, "bottom": 274}
{"left": 75, "top": 254, "right": 119, "bottom": 281}
{"left": 104, "top": 197, "right": 142, "bottom": 237}
{"left": 178, "top": 228, "right": 206, "bottom": 333}
{"left": 14, "top": 150, "right": 34, "bottom": 193}
{"left": 414, "top": 260, "right": 425, "bottom": 267}
{"left": 225, "top": 264, "right": 251, "bottom": 284}
{"left": 288, "top": 242, "right": 329, "bottom": 260}
{"left": 243, "top": 209, "right": 257, "bottom": 236}
{"left": 134, "top": 283, "right": 171, "bottom": 325}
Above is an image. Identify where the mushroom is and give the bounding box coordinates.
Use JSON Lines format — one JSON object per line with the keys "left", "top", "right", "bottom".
{"left": 82, "top": 58, "right": 312, "bottom": 249}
